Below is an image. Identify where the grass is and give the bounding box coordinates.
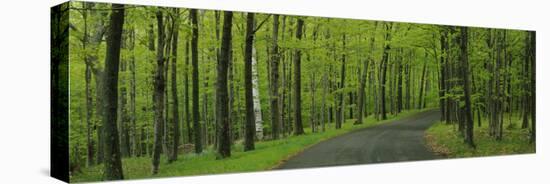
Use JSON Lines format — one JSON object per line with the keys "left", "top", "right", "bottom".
{"left": 71, "top": 109, "right": 425, "bottom": 182}
{"left": 425, "top": 118, "right": 535, "bottom": 158}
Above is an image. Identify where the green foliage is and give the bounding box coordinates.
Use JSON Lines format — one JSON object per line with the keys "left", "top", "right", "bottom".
{"left": 65, "top": 1, "right": 534, "bottom": 179}
{"left": 426, "top": 118, "right": 535, "bottom": 158}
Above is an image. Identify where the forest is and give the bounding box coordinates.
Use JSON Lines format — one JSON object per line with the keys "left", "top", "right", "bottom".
{"left": 53, "top": 2, "right": 535, "bottom": 182}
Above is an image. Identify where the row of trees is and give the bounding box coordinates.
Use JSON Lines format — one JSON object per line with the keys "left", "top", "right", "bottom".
{"left": 436, "top": 27, "right": 536, "bottom": 147}
{"left": 66, "top": 2, "right": 535, "bottom": 180}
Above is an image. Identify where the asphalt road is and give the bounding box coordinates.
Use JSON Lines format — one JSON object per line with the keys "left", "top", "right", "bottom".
{"left": 278, "top": 110, "right": 441, "bottom": 169}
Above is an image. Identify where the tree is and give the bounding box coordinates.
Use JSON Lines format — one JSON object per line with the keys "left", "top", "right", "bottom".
{"left": 184, "top": 39, "right": 192, "bottom": 143}
{"left": 270, "top": 14, "right": 282, "bottom": 139}
{"left": 151, "top": 9, "right": 166, "bottom": 175}
{"left": 356, "top": 22, "right": 377, "bottom": 124}
{"left": 128, "top": 29, "right": 138, "bottom": 157}
{"left": 169, "top": 9, "right": 180, "bottom": 163}
{"left": 460, "top": 27, "right": 475, "bottom": 148}
{"left": 379, "top": 23, "right": 392, "bottom": 120}
{"left": 101, "top": 3, "right": 125, "bottom": 180}
{"left": 216, "top": 11, "right": 233, "bottom": 158}
{"left": 190, "top": 9, "right": 202, "bottom": 154}
{"left": 293, "top": 18, "right": 305, "bottom": 135}
{"left": 244, "top": 13, "right": 256, "bottom": 151}
{"left": 336, "top": 33, "right": 346, "bottom": 129}
{"left": 79, "top": 2, "right": 95, "bottom": 166}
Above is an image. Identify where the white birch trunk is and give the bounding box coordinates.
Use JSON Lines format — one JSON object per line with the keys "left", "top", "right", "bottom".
{"left": 252, "top": 46, "right": 264, "bottom": 139}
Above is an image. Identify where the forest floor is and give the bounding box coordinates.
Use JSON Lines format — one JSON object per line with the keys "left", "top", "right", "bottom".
{"left": 70, "top": 109, "right": 427, "bottom": 182}
{"left": 277, "top": 109, "right": 440, "bottom": 169}
{"left": 425, "top": 118, "right": 535, "bottom": 158}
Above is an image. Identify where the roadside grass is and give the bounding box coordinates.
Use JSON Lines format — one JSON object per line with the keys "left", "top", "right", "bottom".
{"left": 425, "top": 118, "right": 535, "bottom": 158}
{"left": 71, "top": 109, "right": 425, "bottom": 182}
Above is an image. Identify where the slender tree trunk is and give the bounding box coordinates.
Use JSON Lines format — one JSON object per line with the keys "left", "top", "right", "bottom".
{"left": 357, "top": 23, "right": 377, "bottom": 124}
{"left": 293, "top": 18, "right": 305, "bottom": 135}
{"left": 80, "top": 6, "right": 96, "bottom": 166}
{"left": 418, "top": 56, "right": 427, "bottom": 110}
{"left": 397, "top": 49, "right": 403, "bottom": 113}
{"left": 216, "top": 11, "right": 233, "bottom": 158}
{"left": 244, "top": 13, "right": 256, "bottom": 151}
{"left": 251, "top": 47, "right": 264, "bottom": 139}
{"left": 118, "top": 41, "right": 130, "bottom": 158}
{"left": 184, "top": 40, "right": 192, "bottom": 143}
{"left": 310, "top": 72, "right": 317, "bottom": 132}
{"left": 128, "top": 29, "right": 138, "bottom": 157}
{"left": 101, "top": 4, "right": 125, "bottom": 180}
{"left": 336, "top": 33, "right": 346, "bottom": 128}
{"left": 169, "top": 11, "right": 180, "bottom": 162}
{"left": 270, "top": 15, "right": 281, "bottom": 139}
{"left": 380, "top": 23, "right": 392, "bottom": 120}
{"left": 439, "top": 30, "right": 447, "bottom": 121}
{"left": 321, "top": 72, "right": 328, "bottom": 131}
{"left": 190, "top": 9, "right": 202, "bottom": 154}
{"left": 460, "top": 27, "right": 475, "bottom": 148}
{"left": 152, "top": 10, "right": 166, "bottom": 175}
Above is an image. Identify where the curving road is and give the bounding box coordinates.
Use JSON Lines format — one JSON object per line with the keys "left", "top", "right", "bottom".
{"left": 278, "top": 110, "right": 441, "bottom": 169}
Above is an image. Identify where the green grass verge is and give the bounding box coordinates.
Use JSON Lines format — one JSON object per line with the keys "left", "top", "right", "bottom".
{"left": 425, "top": 118, "right": 535, "bottom": 158}
{"left": 71, "top": 109, "right": 425, "bottom": 182}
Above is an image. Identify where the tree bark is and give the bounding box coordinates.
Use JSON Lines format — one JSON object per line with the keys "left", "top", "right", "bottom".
{"left": 151, "top": 9, "right": 166, "bottom": 175}
{"left": 244, "top": 13, "right": 257, "bottom": 151}
{"left": 190, "top": 9, "right": 202, "bottom": 154}
{"left": 270, "top": 15, "right": 281, "bottom": 139}
{"left": 101, "top": 4, "right": 125, "bottom": 180}
{"left": 336, "top": 33, "right": 346, "bottom": 128}
{"left": 216, "top": 11, "right": 233, "bottom": 158}
{"left": 418, "top": 55, "right": 427, "bottom": 110}
{"left": 184, "top": 40, "right": 192, "bottom": 143}
{"left": 293, "top": 18, "right": 305, "bottom": 135}
{"left": 460, "top": 27, "right": 475, "bottom": 148}
{"left": 169, "top": 10, "right": 180, "bottom": 163}
{"left": 439, "top": 30, "right": 447, "bottom": 122}
{"left": 379, "top": 23, "right": 392, "bottom": 120}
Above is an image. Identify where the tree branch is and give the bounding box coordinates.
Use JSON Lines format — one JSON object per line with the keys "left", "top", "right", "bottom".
{"left": 252, "top": 15, "right": 272, "bottom": 34}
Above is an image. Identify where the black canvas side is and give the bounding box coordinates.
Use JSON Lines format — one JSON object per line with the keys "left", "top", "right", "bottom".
{"left": 51, "top": 1, "right": 70, "bottom": 183}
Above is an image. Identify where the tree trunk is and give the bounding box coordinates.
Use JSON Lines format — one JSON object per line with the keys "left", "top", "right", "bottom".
{"left": 397, "top": 49, "right": 403, "bottom": 113}
{"left": 169, "top": 11, "right": 180, "bottom": 162}
{"left": 293, "top": 18, "right": 305, "bottom": 135}
{"left": 216, "top": 11, "right": 233, "bottom": 158}
{"left": 129, "top": 29, "right": 138, "bottom": 157}
{"left": 460, "top": 27, "right": 475, "bottom": 148}
{"left": 190, "top": 9, "right": 202, "bottom": 154}
{"left": 418, "top": 55, "right": 427, "bottom": 110}
{"left": 380, "top": 23, "right": 392, "bottom": 120}
{"left": 244, "top": 13, "right": 256, "bottom": 151}
{"left": 270, "top": 15, "right": 281, "bottom": 139}
{"left": 355, "top": 29, "right": 378, "bottom": 124}
{"left": 81, "top": 5, "right": 95, "bottom": 166}
{"left": 336, "top": 33, "right": 346, "bottom": 128}
{"left": 118, "top": 38, "right": 130, "bottom": 158}
{"left": 439, "top": 30, "right": 447, "bottom": 122}
{"left": 310, "top": 72, "right": 317, "bottom": 132}
{"left": 321, "top": 72, "right": 328, "bottom": 131}
{"left": 252, "top": 47, "right": 264, "bottom": 139}
{"left": 151, "top": 10, "right": 166, "bottom": 175}
{"left": 101, "top": 4, "right": 125, "bottom": 180}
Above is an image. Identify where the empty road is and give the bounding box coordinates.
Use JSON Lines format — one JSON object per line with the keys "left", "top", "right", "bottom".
{"left": 278, "top": 110, "right": 441, "bottom": 169}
